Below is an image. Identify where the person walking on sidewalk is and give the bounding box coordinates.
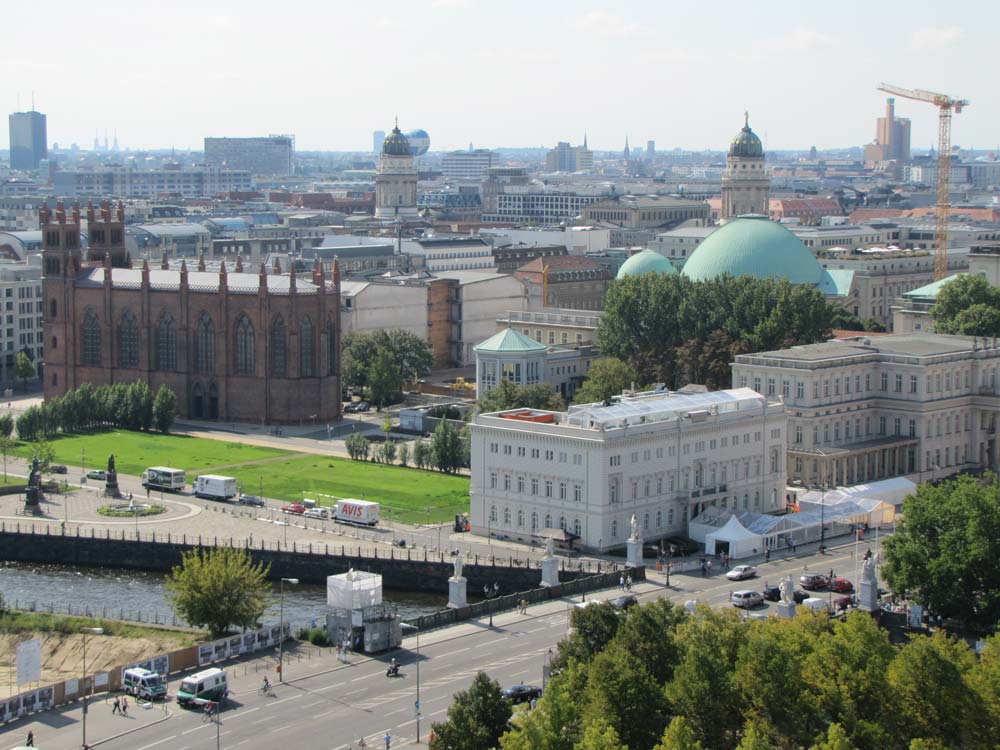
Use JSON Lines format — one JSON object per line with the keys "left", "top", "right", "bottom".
{"left": 122, "top": 696, "right": 129, "bottom": 717}
{"left": 26, "top": 730, "right": 34, "bottom": 747}
{"left": 112, "top": 695, "right": 121, "bottom": 714}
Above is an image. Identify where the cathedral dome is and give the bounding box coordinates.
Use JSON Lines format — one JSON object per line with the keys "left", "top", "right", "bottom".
{"left": 681, "top": 215, "right": 822, "bottom": 285}
{"left": 729, "top": 115, "right": 764, "bottom": 158}
{"left": 616, "top": 249, "right": 677, "bottom": 279}
{"left": 382, "top": 126, "right": 412, "bottom": 157}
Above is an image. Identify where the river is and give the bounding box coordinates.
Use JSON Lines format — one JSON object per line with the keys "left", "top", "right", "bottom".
{"left": 0, "top": 562, "right": 445, "bottom": 630}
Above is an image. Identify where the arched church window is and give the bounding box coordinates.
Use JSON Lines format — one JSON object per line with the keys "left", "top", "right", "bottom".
{"left": 195, "top": 313, "right": 214, "bottom": 374}
{"left": 235, "top": 314, "right": 255, "bottom": 375}
{"left": 271, "top": 316, "right": 286, "bottom": 376}
{"left": 81, "top": 309, "right": 101, "bottom": 367}
{"left": 117, "top": 310, "right": 139, "bottom": 369}
{"left": 157, "top": 312, "right": 177, "bottom": 371}
{"left": 301, "top": 317, "right": 315, "bottom": 377}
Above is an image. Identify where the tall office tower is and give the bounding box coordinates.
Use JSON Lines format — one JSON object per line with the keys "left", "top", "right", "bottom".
{"left": 646, "top": 140, "right": 656, "bottom": 158}
{"left": 8, "top": 111, "right": 48, "bottom": 170}
{"left": 544, "top": 140, "right": 593, "bottom": 173}
{"left": 204, "top": 136, "right": 294, "bottom": 175}
{"left": 865, "top": 98, "right": 912, "bottom": 163}
{"left": 373, "top": 130, "right": 386, "bottom": 155}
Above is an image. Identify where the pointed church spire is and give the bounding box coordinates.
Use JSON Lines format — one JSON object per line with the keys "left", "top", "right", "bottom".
{"left": 744, "top": 110, "right": 749, "bottom": 128}
{"left": 583, "top": 133, "right": 588, "bottom": 149}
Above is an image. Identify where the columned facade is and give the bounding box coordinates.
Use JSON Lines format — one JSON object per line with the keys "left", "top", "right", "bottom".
{"left": 721, "top": 114, "right": 770, "bottom": 221}
{"left": 374, "top": 124, "right": 418, "bottom": 220}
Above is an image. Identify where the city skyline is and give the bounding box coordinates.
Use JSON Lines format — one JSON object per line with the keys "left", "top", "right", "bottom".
{"left": 2, "top": 0, "right": 997, "bottom": 154}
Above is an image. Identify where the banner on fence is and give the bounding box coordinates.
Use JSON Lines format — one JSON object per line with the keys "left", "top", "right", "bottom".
{"left": 197, "top": 622, "right": 289, "bottom": 667}
{"left": 0, "top": 686, "right": 54, "bottom": 723}
{"left": 16, "top": 638, "right": 42, "bottom": 684}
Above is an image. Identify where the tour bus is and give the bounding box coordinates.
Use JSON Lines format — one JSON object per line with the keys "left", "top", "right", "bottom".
{"left": 176, "top": 667, "right": 228, "bottom": 707}
{"left": 141, "top": 466, "right": 187, "bottom": 493}
{"left": 122, "top": 667, "right": 167, "bottom": 701}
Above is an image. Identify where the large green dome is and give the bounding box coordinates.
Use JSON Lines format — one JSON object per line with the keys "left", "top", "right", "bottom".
{"left": 681, "top": 215, "right": 822, "bottom": 285}
{"left": 616, "top": 249, "right": 677, "bottom": 279}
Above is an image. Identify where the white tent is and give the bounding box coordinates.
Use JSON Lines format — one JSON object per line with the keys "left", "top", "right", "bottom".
{"left": 835, "top": 477, "right": 916, "bottom": 507}
{"left": 705, "top": 514, "right": 764, "bottom": 559}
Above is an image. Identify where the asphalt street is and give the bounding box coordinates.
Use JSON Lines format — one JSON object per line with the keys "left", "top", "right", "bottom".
{"left": 6, "top": 541, "right": 873, "bottom": 750}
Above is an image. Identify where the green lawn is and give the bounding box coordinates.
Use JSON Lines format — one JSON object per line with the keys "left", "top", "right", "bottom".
{"left": 12, "top": 430, "right": 292, "bottom": 477}
{"left": 227, "top": 455, "right": 470, "bottom": 524}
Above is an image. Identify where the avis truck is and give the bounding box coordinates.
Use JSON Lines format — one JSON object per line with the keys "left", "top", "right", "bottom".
{"left": 335, "top": 498, "right": 380, "bottom": 526}
{"left": 193, "top": 475, "right": 238, "bottom": 502}
{"left": 141, "top": 466, "right": 187, "bottom": 493}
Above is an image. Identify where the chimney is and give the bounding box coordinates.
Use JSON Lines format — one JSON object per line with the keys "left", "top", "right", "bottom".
{"left": 86, "top": 201, "right": 95, "bottom": 224}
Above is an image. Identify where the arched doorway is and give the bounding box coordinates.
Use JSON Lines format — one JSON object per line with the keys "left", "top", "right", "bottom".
{"left": 192, "top": 383, "right": 204, "bottom": 419}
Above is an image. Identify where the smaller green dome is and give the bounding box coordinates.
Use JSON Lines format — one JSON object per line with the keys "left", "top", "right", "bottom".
{"left": 616, "top": 249, "right": 676, "bottom": 279}
{"left": 729, "top": 114, "right": 763, "bottom": 158}
{"left": 382, "top": 125, "right": 412, "bottom": 157}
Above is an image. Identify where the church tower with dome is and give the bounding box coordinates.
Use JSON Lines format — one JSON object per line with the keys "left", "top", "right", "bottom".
{"left": 720, "top": 113, "right": 770, "bottom": 221}
{"left": 375, "top": 121, "right": 419, "bottom": 220}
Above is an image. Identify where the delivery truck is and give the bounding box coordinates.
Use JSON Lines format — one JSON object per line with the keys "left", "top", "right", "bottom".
{"left": 193, "top": 475, "right": 238, "bottom": 502}
{"left": 335, "top": 498, "right": 380, "bottom": 526}
{"left": 141, "top": 466, "right": 187, "bottom": 493}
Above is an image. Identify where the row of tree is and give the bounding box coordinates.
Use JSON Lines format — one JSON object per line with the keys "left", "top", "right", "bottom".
{"left": 343, "top": 419, "right": 469, "bottom": 474}
{"left": 15, "top": 381, "right": 177, "bottom": 441}
{"left": 597, "top": 273, "right": 859, "bottom": 390}
{"left": 342, "top": 329, "right": 434, "bottom": 408}
{"left": 432, "top": 603, "right": 1000, "bottom": 750}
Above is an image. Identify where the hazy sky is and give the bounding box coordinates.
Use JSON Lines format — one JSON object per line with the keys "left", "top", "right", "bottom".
{"left": 4, "top": 0, "right": 996, "bottom": 154}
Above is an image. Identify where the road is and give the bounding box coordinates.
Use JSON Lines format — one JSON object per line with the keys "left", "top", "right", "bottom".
{"left": 8, "top": 541, "right": 875, "bottom": 750}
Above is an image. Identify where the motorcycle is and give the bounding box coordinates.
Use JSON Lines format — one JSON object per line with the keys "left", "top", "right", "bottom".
{"left": 386, "top": 663, "right": 400, "bottom": 678}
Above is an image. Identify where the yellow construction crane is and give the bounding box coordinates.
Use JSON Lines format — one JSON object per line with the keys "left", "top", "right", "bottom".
{"left": 877, "top": 83, "right": 969, "bottom": 280}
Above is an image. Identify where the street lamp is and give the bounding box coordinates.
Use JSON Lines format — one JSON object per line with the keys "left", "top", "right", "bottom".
{"left": 81, "top": 626, "right": 104, "bottom": 750}
{"left": 278, "top": 578, "right": 299, "bottom": 682}
{"left": 484, "top": 582, "right": 500, "bottom": 627}
{"left": 401, "top": 623, "right": 421, "bottom": 743}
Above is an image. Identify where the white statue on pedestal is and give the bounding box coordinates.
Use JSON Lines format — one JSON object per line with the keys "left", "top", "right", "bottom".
{"left": 779, "top": 577, "right": 792, "bottom": 604}
{"left": 629, "top": 513, "right": 641, "bottom": 542}
{"left": 544, "top": 537, "right": 555, "bottom": 558}
{"left": 453, "top": 554, "right": 463, "bottom": 580}
{"left": 862, "top": 554, "right": 877, "bottom": 584}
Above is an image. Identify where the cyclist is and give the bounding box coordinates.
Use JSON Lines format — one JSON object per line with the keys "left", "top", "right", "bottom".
{"left": 261, "top": 676, "right": 271, "bottom": 694}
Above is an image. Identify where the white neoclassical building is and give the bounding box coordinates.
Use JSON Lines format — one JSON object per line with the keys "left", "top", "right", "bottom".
{"left": 374, "top": 123, "right": 418, "bottom": 220}
{"left": 469, "top": 387, "right": 787, "bottom": 552}
{"left": 731, "top": 333, "right": 1000, "bottom": 487}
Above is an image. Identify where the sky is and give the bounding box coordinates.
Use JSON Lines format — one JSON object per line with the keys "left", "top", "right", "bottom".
{"left": 3, "top": 0, "right": 996, "bottom": 154}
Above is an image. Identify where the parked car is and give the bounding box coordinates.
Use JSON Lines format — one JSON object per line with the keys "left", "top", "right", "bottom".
{"left": 726, "top": 564, "right": 757, "bottom": 581}
{"left": 50, "top": 464, "right": 68, "bottom": 474}
{"left": 731, "top": 590, "right": 763, "bottom": 609}
{"left": 86, "top": 469, "right": 107, "bottom": 481}
{"left": 762, "top": 583, "right": 781, "bottom": 602}
{"left": 281, "top": 503, "right": 306, "bottom": 515}
{"left": 354, "top": 401, "right": 370, "bottom": 413}
{"left": 800, "top": 574, "right": 829, "bottom": 590}
{"left": 503, "top": 684, "right": 542, "bottom": 704}
{"left": 829, "top": 577, "right": 854, "bottom": 593}
{"left": 238, "top": 494, "right": 265, "bottom": 507}
{"left": 834, "top": 594, "right": 856, "bottom": 612}
{"left": 344, "top": 402, "right": 358, "bottom": 413}
{"left": 610, "top": 595, "right": 638, "bottom": 610}
{"left": 304, "top": 507, "right": 331, "bottom": 520}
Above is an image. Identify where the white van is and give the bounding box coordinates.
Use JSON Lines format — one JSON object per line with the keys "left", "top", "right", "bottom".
{"left": 122, "top": 667, "right": 167, "bottom": 700}
{"left": 801, "top": 597, "right": 830, "bottom": 614}
{"left": 193, "top": 475, "right": 238, "bottom": 501}
{"left": 176, "top": 667, "right": 228, "bottom": 707}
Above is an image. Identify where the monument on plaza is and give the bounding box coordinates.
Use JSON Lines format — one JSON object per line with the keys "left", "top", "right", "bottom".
{"left": 24, "top": 457, "right": 43, "bottom": 512}
{"left": 776, "top": 574, "right": 797, "bottom": 619}
{"left": 626, "top": 512, "right": 643, "bottom": 568}
{"left": 105, "top": 454, "right": 120, "bottom": 497}
{"left": 540, "top": 535, "right": 559, "bottom": 587}
{"left": 857, "top": 553, "right": 880, "bottom": 612}
{"left": 448, "top": 553, "right": 468, "bottom": 609}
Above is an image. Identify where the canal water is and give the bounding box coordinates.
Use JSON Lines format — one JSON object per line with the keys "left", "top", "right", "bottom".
{"left": 0, "top": 562, "right": 445, "bottom": 630}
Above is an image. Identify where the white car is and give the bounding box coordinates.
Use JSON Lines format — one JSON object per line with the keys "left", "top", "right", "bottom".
{"left": 731, "top": 590, "right": 763, "bottom": 609}
{"left": 303, "top": 507, "right": 331, "bottom": 520}
{"left": 726, "top": 564, "right": 757, "bottom": 581}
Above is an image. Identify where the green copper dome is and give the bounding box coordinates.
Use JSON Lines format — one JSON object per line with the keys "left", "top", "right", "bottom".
{"left": 729, "top": 115, "right": 764, "bottom": 158}
{"left": 681, "top": 215, "right": 822, "bottom": 285}
{"left": 475, "top": 328, "right": 547, "bottom": 353}
{"left": 382, "top": 125, "right": 412, "bottom": 157}
{"left": 616, "top": 249, "right": 677, "bottom": 279}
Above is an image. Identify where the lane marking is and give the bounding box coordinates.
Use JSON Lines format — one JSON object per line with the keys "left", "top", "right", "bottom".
{"left": 182, "top": 724, "right": 210, "bottom": 735}
{"left": 271, "top": 722, "right": 297, "bottom": 733}
{"left": 137, "top": 735, "right": 177, "bottom": 750}
{"left": 351, "top": 672, "right": 381, "bottom": 683}
{"left": 270, "top": 693, "right": 303, "bottom": 706}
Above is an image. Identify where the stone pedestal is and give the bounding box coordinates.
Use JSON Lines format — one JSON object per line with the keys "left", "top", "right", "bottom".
{"left": 540, "top": 556, "right": 559, "bottom": 587}
{"left": 776, "top": 601, "right": 797, "bottom": 619}
{"left": 105, "top": 470, "right": 120, "bottom": 498}
{"left": 447, "top": 576, "right": 467, "bottom": 609}
{"left": 858, "top": 579, "right": 879, "bottom": 612}
{"left": 626, "top": 538, "right": 643, "bottom": 569}
{"left": 908, "top": 603, "right": 924, "bottom": 629}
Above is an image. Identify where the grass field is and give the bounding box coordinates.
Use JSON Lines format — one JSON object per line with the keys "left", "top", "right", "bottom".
{"left": 227, "top": 454, "right": 470, "bottom": 523}
{"left": 12, "top": 430, "right": 291, "bottom": 476}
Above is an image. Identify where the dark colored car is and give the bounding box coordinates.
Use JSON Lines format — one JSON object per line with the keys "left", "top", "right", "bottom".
{"left": 762, "top": 585, "right": 809, "bottom": 604}
{"left": 611, "top": 595, "right": 638, "bottom": 610}
{"left": 834, "top": 594, "right": 855, "bottom": 612}
{"left": 800, "top": 574, "right": 829, "bottom": 590}
{"left": 238, "top": 494, "right": 265, "bottom": 507}
{"left": 503, "top": 684, "right": 542, "bottom": 704}
{"left": 354, "top": 402, "right": 371, "bottom": 412}
{"left": 281, "top": 503, "right": 306, "bottom": 515}
{"left": 51, "top": 464, "right": 68, "bottom": 474}
{"left": 830, "top": 577, "right": 853, "bottom": 593}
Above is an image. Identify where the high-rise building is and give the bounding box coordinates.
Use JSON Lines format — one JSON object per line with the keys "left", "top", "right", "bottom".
{"left": 373, "top": 130, "right": 386, "bottom": 155}
{"left": 646, "top": 140, "right": 656, "bottom": 159}
{"left": 374, "top": 123, "right": 418, "bottom": 219}
{"left": 544, "top": 139, "right": 592, "bottom": 173}
{"left": 864, "top": 98, "right": 911, "bottom": 163}
{"left": 203, "top": 136, "right": 293, "bottom": 175}
{"left": 8, "top": 111, "right": 47, "bottom": 171}
{"left": 441, "top": 149, "right": 496, "bottom": 180}
{"left": 721, "top": 114, "right": 770, "bottom": 221}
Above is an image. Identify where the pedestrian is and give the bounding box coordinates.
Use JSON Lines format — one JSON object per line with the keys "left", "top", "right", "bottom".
{"left": 359, "top": 738, "right": 367, "bottom": 750}
{"left": 723, "top": 553, "right": 730, "bottom": 570}
{"left": 619, "top": 574, "right": 625, "bottom": 591}
{"left": 530, "top": 697, "right": 538, "bottom": 711}
{"left": 26, "top": 730, "right": 34, "bottom": 747}
{"left": 336, "top": 643, "right": 342, "bottom": 661}
{"left": 765, "top": 549, "right": 771, "bottom": 562}
{"left": 112, "top": 695, "right": 121, "bottom": 714}
{"left": 706, "top": 560, "right": 712, "bottom": 575}
{"left": 700, "top": 561, "right": 706, "bottom": 577}
{"left": 122, "top": 696, "right": 128, "bottom": 717}
{"left": 385, "top": 732, "right": 392, "bottom": 750}
{"left": 625, "top": 575, "right": 632, "bottom": 591}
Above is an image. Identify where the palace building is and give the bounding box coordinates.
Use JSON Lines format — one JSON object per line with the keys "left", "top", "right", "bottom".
{"left": 42, "top": 201, "right": 342, "bottom": 423}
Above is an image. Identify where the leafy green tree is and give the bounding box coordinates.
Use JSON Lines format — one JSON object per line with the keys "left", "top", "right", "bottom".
{"left": 165, "top": 547, "right": 271, "bottom": 637}
{"left": 412, "top": 439, "right": 429, "bottom": 470}
{"left": 30, "top": 439, "right": 56, "bottom": 475}
{"left": 397, "top": 441, "right": 409, "bottom": 467}
{"left": 734, "top": 717, "right": 777, "bottom": 750}
{"left": 345, "top": 431, "right": 370, "bottom": 461}
{"left": 0, "top": 434, "right": 15, "bottom": 481}
{"left": 655, "top": 716, "right": 702, "bottom": 750}
{"left": 575, "top": 720, "right": 626, "bottom": 750}
{"left": 342, "top": 330, "right": 433, "bottom": 399}
{"left": 810, "top": 724, "right": 857, "bottom": 750}
{"left": 0, "top": 412, "right": 14, "bottom": 437}
{"left": 15, "top": 350, "right": 35, "bottom": 391}
{"left": 431, "top": 419, "right": 463, "bottom": 474}
{"left": 968, "top": 634, "right": 1000, "bottom": 746}
{"left": 553, "top": 601, "right": 622, "bottom": 671}
{"left": 882, "top": 474, "right": 1000, "bottom": 629}
{"left": 381, "top": 439, "right": 397, "bottom": 464}
{"left": 477, "top": 379, "right": 563, "bottom": 414}
{"left": 932, "top": 274, "right": 1000, "bottom": 336}
{"left": 501, "top": 663, "right": 587, "bottom": 750}
{"left": 430, "top": 671, "right": 511, "bottom": 750}
{"left": 375, "top": 328, "right": 434, "bottom": 382}
{"left": 341, "top": 333, "right": 378, "bottom": 393}
{"left": 369, "top": 345, "right": 401, "bottom": 408}
{"left": 572, "top": 358, "right": 640, "bottom": 405}
{"left": 613, "top": 598, "right": 685, "bottom": 684}
{"left": 152, "top": 385, "right": 177, "bottom": 432}
{"left": 583, "top": 643, "right": 668, "bottom": 750}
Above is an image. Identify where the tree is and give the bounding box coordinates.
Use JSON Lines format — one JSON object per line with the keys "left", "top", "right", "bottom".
{"left": 152, "top": 385, "right": 178, "bottom": 433}
{"left": 572, "top": 358, "right": 639, "bottom": 405}
{"left": 341, "top": 333, "right": 378, "bottom": 393}
{"left": 165, "top": 547, "right": 271, "bottom": 637}
{"left": 0, "top": 434, "right": 14, "bottom": 481}
{"left": 655, "top": 717, "right": 702, "bottom": 750}
{"left": 582, "top": 643, "right": 668, "bottom": 750}
{"left": 0, "top": 412, "right": 13, "bottom": 437}
{"left": 381, "top": 439, "right": 397, "bottom": 464}
{"left": 500, "top": 663, "right": 587, "bottom": 750}
{"left": 809, "top": 724, "right": 857, "bottom": 750}
{"left": 575, "top": 720, "right": 626, "bottom": 750}
{"left": 413, "top": 439, "right": 429, "bottom": 470}
{"left": 342, "top": 330, "right": 433, "bottom": 401}
{"left": 553, "top": 601, "right": 622, "bottom": 671}
{"left": 613, "top": 598, "right": 685, "bottom": 684}
{"left": 477, "top": 379, "right": 563, "bottom": 414}
{"left": 369, "top": 345, "right": 401, "bottom": 408}
{"left": 430, "top": 671, "right": 511, "bottom": 750}
{"left": 345, "top": 431, "right": 370, "bottom": 461}
{"left": 932, "top": 274, "right": 1000, "bottom": 336}
{"left": 30, "top": 439, "right": 55, "bottom": 475}
{"left": 14, "top": 351, "right": 35, "bottom": 391}
{"left": 882, "top": 474, "right": 1000, "bottom": 629}
{"left": 376, "top": 328, "right": 434, "bottom": 383}
{"left": 431, "top": 419, "right": 463, "bottom": 474}
{"left": 397, "top": 441, "right": 409, "bottom": 468}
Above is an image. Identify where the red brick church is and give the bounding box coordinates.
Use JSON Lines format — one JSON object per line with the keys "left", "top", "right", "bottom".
{"left": 41, "top": 201, "right": 342, "bottom": 423}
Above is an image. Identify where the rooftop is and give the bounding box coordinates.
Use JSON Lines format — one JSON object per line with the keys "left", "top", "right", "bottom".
{"left": 475, "top": 328, "right": 548, "bottom": 354}
{"left": 737, "top": 333, "right": 991, "bottom": 364}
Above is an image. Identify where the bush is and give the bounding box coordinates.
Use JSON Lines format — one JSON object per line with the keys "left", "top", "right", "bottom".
{"left": 308, "top": 627, "right": 328, "bottom": 646}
